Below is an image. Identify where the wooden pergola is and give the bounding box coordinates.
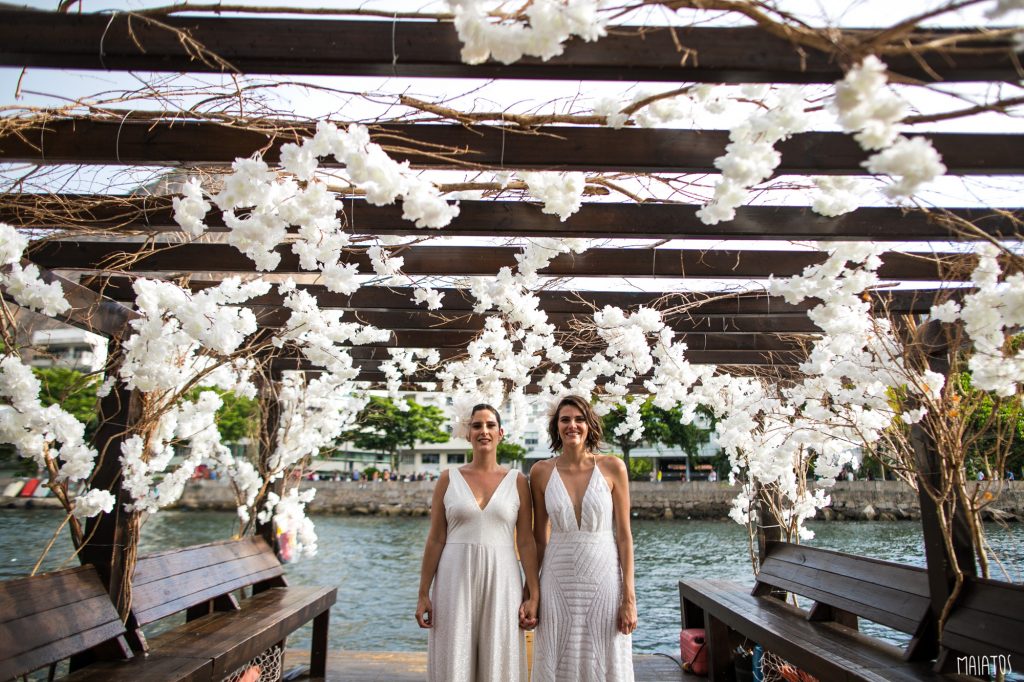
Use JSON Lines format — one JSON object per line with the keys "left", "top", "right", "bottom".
{"left": 1, "top": 5, "right": 1021, "bottom": 679}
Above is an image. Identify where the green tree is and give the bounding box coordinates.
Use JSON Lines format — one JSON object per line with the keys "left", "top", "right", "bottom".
{"left": 602, "top": 398, "right": 669, "bottom": 480}
{"left": 343, "top": 396, "right": 449, "bottom": 472}
{"left": 654, "top": 404, "right": 716, "bottom": 482}
{"left": 496, "top": 440, "right": 527, "bottom": 465}
{"left": 34, "top": 367, "right": 100, "bottom": 440}
{"left": 184, "top": 387, "right": 259, "bottom": 443}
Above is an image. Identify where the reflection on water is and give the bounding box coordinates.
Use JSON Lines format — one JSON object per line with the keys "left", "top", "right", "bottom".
{"left": 2, "top": 509, "right": 1022, "bottom": 657}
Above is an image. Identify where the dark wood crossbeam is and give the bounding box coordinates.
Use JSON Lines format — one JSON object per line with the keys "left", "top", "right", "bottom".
{"left": 5, "top": 195, "right": 1019, "bottom": 242}
{"left": 78, "top": 278, "right": 949, "bottom": 315}
{"left": 1, "top": 264, "right": 137, "bottom": 338}
{"left": 0, "top": 11, "right": 1015, "bottom": 83}
{"left": 244, "top": 306, "right": 822, "bottom": 334}
{"left": 28, "top": 241, "right": 970, "bottom": 281}
{"left": 2, "top": 119, "right": 1020, "bottom": 175}
{"left": 269, "top": 350, "right": 804, "bottom": 373}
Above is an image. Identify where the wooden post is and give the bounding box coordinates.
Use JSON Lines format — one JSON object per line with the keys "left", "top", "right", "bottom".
{"left": 253, "top": 371, "right": 283, "bottom": 560}
{"left": 73, "top": 340, "right": 145, "bottom": 664}
{"left": 907, "top": 321, "right": 976, "bottom": 663}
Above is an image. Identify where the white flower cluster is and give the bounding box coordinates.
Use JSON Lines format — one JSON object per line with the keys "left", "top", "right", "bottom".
{"left": 831, "top": 57, "right": 946, "bottom": 200}
{"left": 811, "top": 177, "right": 864, "bottom": 218}
{"left": 0, "top": 224, "right": 71, "bottom": 317}
{"left": 930, "top": 243, "right": 1024, "bottom": 397}
{"left": 258, "top": 487, "right": 318, "bottom": 559}
{"left": 514, "top": 237, "right": 589, "bottom": 285}
{"left": 380, "top": 348, "right": 441, "bottom": 400}
{"left": 121, "top": 277, "right": 269, "bottom": 392}
{"left": 120, "top": 390, "right": 240, "bottom": 513}
{"left": 176, "top": 122, "right": 460, "bottom": 294}
{"left": 273, "top": 280, "right": 390, "bottom": 376}
{"left": 520, "top": 171, "right": 586, "bottom": 221}
{"left": 449, "top": 0, "right": 606, "bottom": 64}
{"left": 697, "top": 88, "right": 812, "bottom": 225}
{"left": 271, "top": 372, "right": 367, "bottom": 481}
{"left": 0, "top": 356, "right": 107, "bottom": 495}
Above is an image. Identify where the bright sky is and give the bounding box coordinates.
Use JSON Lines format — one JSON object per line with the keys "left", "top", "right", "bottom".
{"left": 1, "top": 0, "right": 1021, "bottom": 295}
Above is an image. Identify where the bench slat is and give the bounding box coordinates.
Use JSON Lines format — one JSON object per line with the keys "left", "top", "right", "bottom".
{"left": 764, "top": 542, "right": 929, "bottom": 596}
{"left": 757, "top": 560, "right": 929, "bottom": 633}
{"left": 132, "top": 553, "right": 282, "bottom": 625}
{"left": 0, "top": 567, "right": 112, "bottom": 623}
{"left": 64, "top": 653, "right": 213, "bottom": 682}
{"left": 132, "top": 536, "right": 277, "bottom": 588}
{"left": 146, "top": 585, "right": 337, "bottom": 677}
{"left": 133, "top": 561, "right": 284, "bottom": 622}
{"left": 681, "top": 579, "right": 943, "bottom": 682}
{"left": 0, "top": 567, "right": 128, "bottom": 681}
{"left": 942, "top": 577, "right": 1024, "bottom": 658}
{"left": 0, "top": 620, "right": 127, "bottom": 681}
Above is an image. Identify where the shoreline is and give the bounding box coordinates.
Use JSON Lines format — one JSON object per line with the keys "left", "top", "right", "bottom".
{"left": 5, "top": 479, "right": 1020, "bottom": 522}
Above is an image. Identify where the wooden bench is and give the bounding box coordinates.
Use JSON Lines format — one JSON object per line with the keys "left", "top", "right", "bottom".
{"left": 938, "top": 575, "right": 1024, "bottom": 677}
{"left": 125, "top": 536, "right": 337, "bottom": 681}
{"left": 0, "top": 565, "right": 212, "bottom": 682}
{"left": 679, "top": 541, "right": 944, "bottom": 682}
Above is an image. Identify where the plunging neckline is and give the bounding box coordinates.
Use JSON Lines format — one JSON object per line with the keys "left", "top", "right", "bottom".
{"left": 553, "top": 463, "right": 600, "bottom": 531}
{"left": 455, "top": 467, "right": 512, "bottom": 513}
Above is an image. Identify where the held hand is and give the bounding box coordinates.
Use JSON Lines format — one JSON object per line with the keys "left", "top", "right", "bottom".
{"left": 519, "top": 597, "right": 539, "bottom": 630}
{"left": 416, "top": 595, "right": 433, "bottom": 629}
{"left": 617, "top": 600, "right": 637, "bottom": 636}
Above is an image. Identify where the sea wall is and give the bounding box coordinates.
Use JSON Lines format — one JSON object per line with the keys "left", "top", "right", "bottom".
{"left": 5, "top": 478, "right": 1021, "bottom": 521}
{"left": 170, "top": 479, "right": 1024, "bottom": 521}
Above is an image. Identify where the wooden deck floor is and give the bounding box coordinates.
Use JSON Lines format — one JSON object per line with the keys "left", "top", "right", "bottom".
{"left": 284, "top": 649, "right": 692, "bottom": 681}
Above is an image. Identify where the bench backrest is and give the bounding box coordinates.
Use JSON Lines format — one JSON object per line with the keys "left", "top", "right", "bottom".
{"left": 757, "top": 541, "right": 932, "bottom": 636}
{"left": 0, "top": 566, "right": 128, "bottom": 680}
{"left": 941, "top": 575, "right": 1024, "bottom": 659}
{"left": 130, "top": 536, "right": 283, "bottom": 627}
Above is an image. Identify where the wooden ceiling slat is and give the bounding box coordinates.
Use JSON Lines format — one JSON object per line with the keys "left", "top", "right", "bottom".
{"left": 306, "top": 328, "right": 808, "bottom": 351}
{"left": 269, "top": 349, "right": 804, "bottom": 372}
{"left": 2, "top": 120, "right": 1020, "bottom": 175}
{"left": 0, "top": 266, "right": 137, "bottom": 339}
{"left": 79, "top": 278, "right": 947, "bottom": 315}
{"left": 244, "top": 307, "right": 822, "bottom": 333}
{"left": 5, "top": 195, "right": 1019, "bottom": 242}
{"left": 28, "top": 241, "right": 969, "bottom": 281}
{"left": 0, "top": 11, "right": 1014, "bottom": 83}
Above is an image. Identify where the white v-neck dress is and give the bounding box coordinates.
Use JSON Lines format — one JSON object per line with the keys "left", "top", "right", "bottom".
{"left": 532, "top": 465, "right": 634, "bottom": 682}
{"left": 428, "top": 467, "right": 527, "bottom": 682}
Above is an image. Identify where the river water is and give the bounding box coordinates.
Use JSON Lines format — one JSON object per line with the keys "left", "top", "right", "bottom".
{"left": 2, "top": 509, "right": 1022, "bottom": 658}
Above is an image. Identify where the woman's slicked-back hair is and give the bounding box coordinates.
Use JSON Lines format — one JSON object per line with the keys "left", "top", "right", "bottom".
{"left": 471, "top": 403, "right": 502, "bottom": 428}
{"left": 547, "top": 395, "right": 602, "bottom": 453}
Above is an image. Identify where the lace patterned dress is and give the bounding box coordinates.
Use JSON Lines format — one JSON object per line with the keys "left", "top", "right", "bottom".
{"left": 532, "top": 465, "right": 634, "bottom": 682}
{"left": 428, "top": 468, "right": 527, "bottom": 682}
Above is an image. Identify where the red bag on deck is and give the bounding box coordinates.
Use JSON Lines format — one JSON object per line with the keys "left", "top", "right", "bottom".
{"left": 680, "top": 628, "right": 708, "bottom": 676}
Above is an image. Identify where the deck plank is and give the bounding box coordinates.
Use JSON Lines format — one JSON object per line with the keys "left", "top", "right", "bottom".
{"left": 284, "top": 649, "right": 687, "bottom": 681}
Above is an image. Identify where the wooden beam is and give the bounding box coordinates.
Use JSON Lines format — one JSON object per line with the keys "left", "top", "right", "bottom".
{"left": 1, "top": 263, "right": 137, "bottom": 338}
{"left": 5, "top": 194, "right": 1019, "bottom": 242}
{"left": 246, "top": 307, "right": 822, "bottom": 333}
{"left": 0, "top": 11, "right": 1015, "bottom": 83}
{"left": 81, "top": 277, "right": 950, "bottom": 316}
{"left": 2, "top": 119, "right": 1021, "bottom": 175}
{"left": 28, "top": 241, "right": 970, "bottom": 281}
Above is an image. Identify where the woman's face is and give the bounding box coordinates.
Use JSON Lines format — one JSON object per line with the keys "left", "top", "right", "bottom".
{"left": 557, "top": 405, "right": 588, "bottom": 449}
{"left": 469, "top": 409, "right": 503, "bottom": 452}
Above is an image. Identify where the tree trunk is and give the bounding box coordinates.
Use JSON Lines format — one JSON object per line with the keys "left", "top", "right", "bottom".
{"left": 622, "top": 444, "right": 632, "bottom": 480}
{"left": 685, "top": 452, "right": 692, "bottom": 481}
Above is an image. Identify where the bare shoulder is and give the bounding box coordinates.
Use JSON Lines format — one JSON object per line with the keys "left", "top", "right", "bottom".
{"left": 529, "top": 458, "right": 555, "bottom": 486}
{"left": 597, "top": 455, "right": 628, "bottom": 476}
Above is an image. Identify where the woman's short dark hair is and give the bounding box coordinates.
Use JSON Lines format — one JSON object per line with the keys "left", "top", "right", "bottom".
{"left": 471, "top": 403, "right": 502, "bottom": 428}
{"left": 547, "top": 395, "right": 602, "bottom": 453}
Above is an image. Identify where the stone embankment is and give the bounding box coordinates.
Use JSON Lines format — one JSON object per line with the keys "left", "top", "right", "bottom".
{"left": 4, "top": 478, "right": 1020, "bottom": 520}
{"left": 168, "top": 479, "right": 1024, "bottom": 522}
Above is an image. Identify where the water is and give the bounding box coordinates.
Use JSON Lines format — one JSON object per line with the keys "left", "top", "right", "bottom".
{"left": 2, "top": 509, "right": 1022, "bottom": 657}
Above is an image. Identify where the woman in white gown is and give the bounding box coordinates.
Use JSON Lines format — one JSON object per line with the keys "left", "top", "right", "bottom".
{"left": 531, "top": 395, "right": 637, "bottom": 682}
{"left": 416, "top": 404, "right": 540, "bottom": 682}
